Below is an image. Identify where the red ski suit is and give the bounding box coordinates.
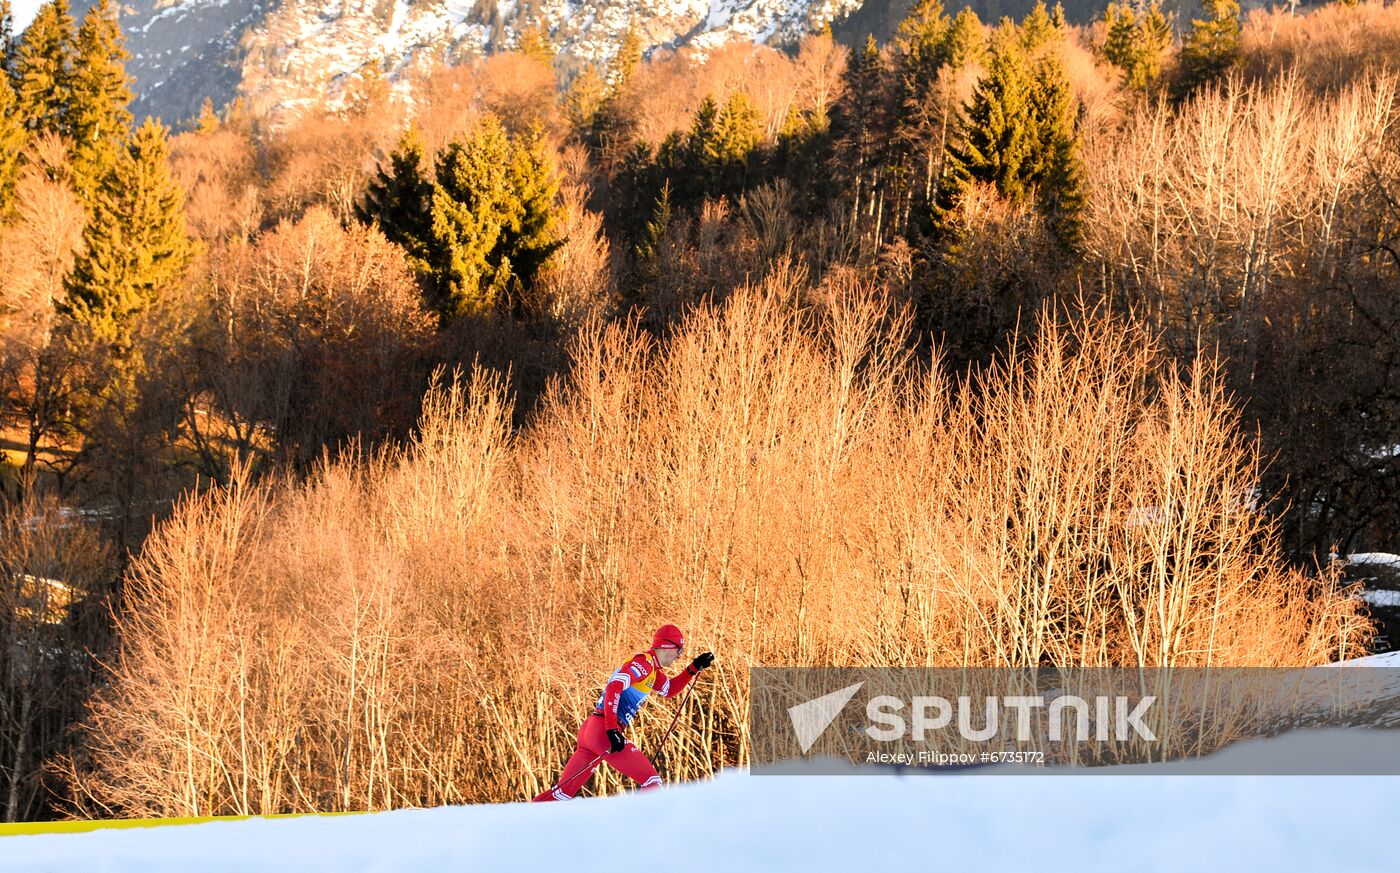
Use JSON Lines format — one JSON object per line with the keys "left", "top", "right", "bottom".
{"left": 533, "top": 649, "right": 696, "bottom": 801}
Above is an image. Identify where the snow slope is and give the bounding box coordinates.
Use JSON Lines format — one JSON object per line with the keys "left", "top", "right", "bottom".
{"left": 6, "top": 729, "right": 1397, "bottom": 872}
{"left": 69, "top": 0, "right": 862, "bottom": 124}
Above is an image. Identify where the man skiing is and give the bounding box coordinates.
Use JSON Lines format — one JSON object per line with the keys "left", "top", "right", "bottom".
{"left": 532, "top": 624, "right": 714, "bottom": 801}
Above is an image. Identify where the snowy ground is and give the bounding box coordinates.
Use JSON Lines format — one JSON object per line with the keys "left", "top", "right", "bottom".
{"left": 5, "top": 729, "right": 1398, "bottom": 872}
{"left": 1347, "top": 552, "right": 1400, "bottom": 652}
{"left": 8, "top": 650, "right": 1398, "bottom": 870}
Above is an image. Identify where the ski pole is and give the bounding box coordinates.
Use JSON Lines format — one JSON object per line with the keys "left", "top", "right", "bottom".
{"left": 653, "top": 669, "right": 700, "bottom": 759}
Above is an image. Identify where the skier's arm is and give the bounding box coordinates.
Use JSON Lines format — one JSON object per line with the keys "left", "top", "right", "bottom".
{"left": 659, "top": 652, "right": 715, "bottom": 697}
{"left": 601, "top": 667, "right": 632, "bottom": 731}
{"left": 656, "top": 661, "right": 703, "bottom": 698}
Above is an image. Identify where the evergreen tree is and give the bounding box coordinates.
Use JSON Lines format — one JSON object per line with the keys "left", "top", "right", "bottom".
{"left": 564, "top": 64, "right": 605, "bottom": 139}
{"left": 774, "top": 104, "right": 834, "bottom": 216}
{"left": 0, "top": 47, "right": 23, "bottom": 215}
{"left": 893, "top": 0, "right": 951, "bottom": 211}
{"left": 690, "top": 91, "right": 762, "bottom": 199}
{"left": 937, "top": 32, "right": 1083, "bottom": 247}
{"left": 1019, "top": 0, "right": 1059, "bottom": 53}
{"left": 607, "top": 20, "right": 643, "bottom": 90}
{"left": 1102, "top": 1, "right": 1172, "bottom": 93}
{"left": 0, "top": 0, "right": 22, "bottom": 213}
{"left": 517, "top": 23, "right": 555, "bottom": 69}
{"left": 63, "top": 119, "right": 193, "bottom": 348}
{"left": 941, "top": 8, "right": 987, "bottom": 71}
{"left": 895, "top": 0, "right": 950, "bottom": 90}
{"left": 195, "top": 96, "right": 219, "bottom": 133}
{"left": 496, "top": 127, "right": 563, "bottom": 303}
{"left": 14, "top": 0, "right": 76, "bottom": 139}
{"left": 831, "top": 35, "right": 894, "bottom": 241}
{"left": 69, "top": 0, "right": 132, "bottom": 199}
{"left": 612, "top": 138, "right": 663, "bottom": 243}
{"left": 428, "top": 134, "right": 511, "bottom": 316}
{"left": 631, "top": 181, "right": 672, "bottom": 295}
{"left": 590, "top": 21, "right": 644, "bottom": 163}
{"left": 360, "top": 118, "right": 562, "bottom": 319}
{"left": 1102, "top": 1, "right": 1137, "bottom": 68}
{"left": 940, "top": 36, "right": 1037, "bottom": 208}
{"left": 1177, "top": 0, "right": 1240, "bottom": 99}
{"left": 355, "top": 127, "right": 435, "bottom": 276}
{"left": 1141, "top": 2, "right": 1173, "bottom": 74}
{"left": 1027, "top": 52, "right": 1084, "bottom": 247}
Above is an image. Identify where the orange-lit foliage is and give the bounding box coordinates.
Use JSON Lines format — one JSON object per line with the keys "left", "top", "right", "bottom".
{"left": 68, "top": 280, "right": 1368, "bottom": 815}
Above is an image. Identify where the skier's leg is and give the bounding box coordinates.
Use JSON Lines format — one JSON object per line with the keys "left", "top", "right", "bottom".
{"left": 533, "top": 745, "right": 603, "bottom": 801}
{"left": 532, "top": 715, "right": 608, "bottom": 802}
{"left": 603, "top": 741, "right": 663, "bottom": 791}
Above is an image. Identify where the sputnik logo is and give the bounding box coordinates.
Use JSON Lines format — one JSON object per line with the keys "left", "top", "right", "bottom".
{"left": 787, "top": 682, "right": 864, "bottom": 753}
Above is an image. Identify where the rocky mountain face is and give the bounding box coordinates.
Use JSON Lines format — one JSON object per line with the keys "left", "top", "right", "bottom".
{"left": 92, "top": 0, "right": 866, "bottom": 125}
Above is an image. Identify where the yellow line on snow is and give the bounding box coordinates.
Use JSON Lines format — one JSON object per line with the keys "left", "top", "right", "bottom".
{"left": 0, "top": 811, "right": 366, "bottom": 838}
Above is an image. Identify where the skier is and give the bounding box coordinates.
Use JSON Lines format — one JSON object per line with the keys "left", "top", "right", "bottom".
{"left": 532, "top": 624, "right": 714, "bottom": 801}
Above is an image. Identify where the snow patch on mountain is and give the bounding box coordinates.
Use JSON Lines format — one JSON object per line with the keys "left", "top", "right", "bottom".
{"left": 231, "top": 0, "right": 861, "bottom": 121}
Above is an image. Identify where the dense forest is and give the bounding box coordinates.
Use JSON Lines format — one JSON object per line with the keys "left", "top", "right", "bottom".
{"left": 1, "top": 0, "right": 1398, "bottom": 821}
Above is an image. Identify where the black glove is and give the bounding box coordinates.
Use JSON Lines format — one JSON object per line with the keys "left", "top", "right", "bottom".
{"left": 606, "top": 728, "right": 625, "bottom": 754}
{"left": 688, "top": 652, "right": 715, "bottom": 674}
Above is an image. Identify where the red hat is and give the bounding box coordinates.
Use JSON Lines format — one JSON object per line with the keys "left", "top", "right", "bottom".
{"left": 651, "top": 624, "right": 685, "bottom": 651}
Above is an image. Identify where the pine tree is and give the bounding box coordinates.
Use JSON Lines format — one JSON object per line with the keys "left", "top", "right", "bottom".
{"left": 831, "top": 35, "right": 894, "bottom": 241}
{"left": 428, "top": 137, "right": 507, "bottom": 318}
{"left": 895, "top": 0, "right": 950, "bottom": 91}
{"left": 940, "top": 8, "right": 987, "bottom": 71}
{"left": 1141, "top": 2, "right": 1173, "bottom": 72}
{"left": 613, "top": 138, "right": 663, "bottom": 243}
{"left": 564, "top": 64, "right": 605, "bottom": 138}
{"left": 630, "top": 181, "right": 672, "bottom": 298}
{"left": 0, "top": 51, "right": 23, "bottom": 215}
{"left": 496, "top": 127, "right": 563, "bottom": 302}
{"left": 716, "top": 92, "right": 762, "bottom": 154}
{"left": 1177, "top": 0, "right": 1240, "bottom": 99}
{"left": 708, "top": 92, "right": 762, "bottom": 196}
{"left": 14, "top": 0, "right": 76, "bottom": 139}
{"left": 360, "top": 118, "right": 562, "bottom": 319}
{"left": 1102, "top": 2, "right": 1138, "bottom": 70}
{"left": 63, "top": 119, "right": 193, "bottom": 347}
{"left": 607, "top": 20, "right": 643, "bottom": 90}
{"left": 940, "top": 35, "right": 1037, "bottom": 208}
{"left": 893, "top": 0, "right": 951, "bottom": 212}
{"left": 195, "top": 96, "right": 219, "bottom": 133}
{"left": 1102, "top": 1, "right": 1172, "bottom": 93}
{"left": 590, "top": 21, "right": 644, "bottom": 162}
{"left": 1028, "top": 52, "right": 1084, "bottom": 247}
{"left": 69, "top": 0, "right": 132, "bottom": 200}
{"left": 0, "top": 0, "right": 23, "bottom": 214}
{"left": 517, "top": 23, "right": 555, "bottom": 69}
{"left": 355, "top": 126, "right": 435, "bottom": 276}
{"left": 1019, "top": 0, "right": 1059, "bottom": 53}
{"left": 937, "top": 33, "right": 1083, "bottom": 248}
{"left": 774, "top": 104, "right": 833, "bottom": 215}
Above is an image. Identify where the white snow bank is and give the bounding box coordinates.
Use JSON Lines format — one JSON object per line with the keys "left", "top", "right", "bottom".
{"left": 1349, "top": 553, "right": 1400, "bottom": 569}
{"left": 5, "top": 730, "right": 1398, "bottom": 872}
{"left": 1362, "top": 588, "right": 1400, "bottom": 608}
{"left": 1341, "top": 648, "right": 1400, "bottom": 667}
